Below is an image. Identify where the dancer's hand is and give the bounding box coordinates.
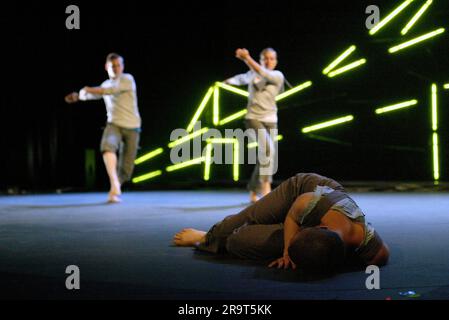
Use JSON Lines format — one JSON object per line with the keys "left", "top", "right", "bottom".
{"left": 235, "top": 48, "right": 250, "bottom": 61}
{"left": 64, "top": 92, "right": 79, "bottom": 104}
{"left": 268, "top": 254, "right": 297, "bottom": 270}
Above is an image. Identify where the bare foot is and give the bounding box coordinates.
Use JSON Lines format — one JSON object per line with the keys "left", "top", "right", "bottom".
{"left": 107, "top": 193, "right": 122, "bottom": 204}
{"left": 110, "top": 180, "right": 122, "bottom": 196}
{"left": 173, "top": 228, "right": 206, "bottom": 247}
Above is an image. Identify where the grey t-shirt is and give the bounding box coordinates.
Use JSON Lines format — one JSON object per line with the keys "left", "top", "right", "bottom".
{"left": 79, "top": 73, "right": 141, "bottom": 129}
{"left": 227, "top": 68, "right": 284, "bottom": 123}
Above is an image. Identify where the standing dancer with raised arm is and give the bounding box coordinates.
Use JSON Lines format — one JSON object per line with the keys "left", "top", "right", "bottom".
{"left": 65, "top": 53, "right": 141, "bottom": 203}
{"left": 224, "top": 48, "right": 284, "bottom": 203}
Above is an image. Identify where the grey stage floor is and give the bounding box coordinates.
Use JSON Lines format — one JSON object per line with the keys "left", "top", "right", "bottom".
{"left": 1, "top": 190, "right": 449, "bottom": 300}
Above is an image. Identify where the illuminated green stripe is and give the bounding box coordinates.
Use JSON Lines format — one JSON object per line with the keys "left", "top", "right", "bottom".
{"left": 375, "top": 99, "right": 418, "bottom": 114}
{"left": 218, "top": 109, "right": 248, "bottom": 126}
{"left": 132, "top": 170, "right": 162, "bottom": 183}
{"left": 276, "top": 81, "right": 312, "bottom": 101}
{"left": 215, "top": 82, "right": 249, "bottom": 97}
{"left": 389, "top": 28, "right": 445, "bottom": 54}
{"left": 370, "top": 0, "right": 415, "bottom": 35}
{"left": 134, "top": 148, "right": 164, "bottom": 165}
{"left": 166, "top": 157, "right": 205, "bottom": 172}
{"left": 433, "top": 133, "right": 439, "bottom": 181}
{"left": 327, "top": 59, "right": 366, "bottom": 78}
{"left": 302, "top": 116, "right": 354, "bottom": 133}
{"left": 168, "top": 127, "right": 209, "bottom": 148}
{"left": 401, "top": 0, "right": 433, "bottom": 36}
{"left": 322, "top": 46, "right": 356, "bottom": 75}
{"left": 186, "top": 87, "right": 214, "bottom": 133}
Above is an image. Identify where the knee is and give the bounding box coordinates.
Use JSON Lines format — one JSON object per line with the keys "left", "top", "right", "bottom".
{"left": 101, "top": 139, "right": 119, "bottom": 154}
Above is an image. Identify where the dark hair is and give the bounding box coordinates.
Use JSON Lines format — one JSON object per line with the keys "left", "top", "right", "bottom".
{"left": 106, "top": 53, "right": 124, "bottom": 63}
{"left": 288, "top": 228, "right": 345, "bottom": 275}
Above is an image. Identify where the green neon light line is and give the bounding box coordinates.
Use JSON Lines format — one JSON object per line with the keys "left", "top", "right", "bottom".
{"left": 186, "top": 87, "right": 214, "bottom": 133}
{"left": 204, "top": 143, "right": 213, "bottom": 181}
{"left": 375, "top": 99, "right": 418, "bottom": 114}
{"left": 233, "top": 140, "right": 239, "bottom": 181}
{"left": 247, "top": 141, "right": 257, "bottom": 149}
{"left": 168, "top": 127, "right": 209, "bottom": 148}
{"left": 213, "top": 86, "right": 220, "bottom": 126}
{"left": 369, "top": 0, "right": 415, "bottom": 36}
{"left": 203, "top": 139, "right": 240, "bottom": 181}
{"left": 389, "top": 28, "right": 445, "bottom": 54}
{"left": 322, "top": 46, "right": 356, "bottom": 75}
{"left": 302, "top": 115, "right": 354, "bottom": 133}
{"left": 443, "top": 83, "right": 449, "bottom": 90}
{"left": 215, "top": 82, "right": 249, "bottom": 97}
{"left": 401, "top": 0, "right": 433, "bottom": 36}
{"left": 275, "top": 81, "right": 313, "bottom": 101}
{"left": 248, "top": 134, "right": 284, "bottom": 149}
{"left": 433, "top": 132, "right": 439, "bottom": 181}
{"left": 207, "top": 138, "right": 238, "bottom": 144}
{"left": 132, "top": 170, "right": 162, "bottom": 183}
{"left": 218, "top": 109, "right": 248, "bottom": 126}
{"left": 327, "top": 59, "right": 367, "bottom": 78}
{"left": 134, "top": 148, "right": 164, "bottom": 165}
{"left": 166, "top": 157, "right": 205, "bottom": 172}
{"left": 432, "top": 84, "right": 438, "bottom": 131}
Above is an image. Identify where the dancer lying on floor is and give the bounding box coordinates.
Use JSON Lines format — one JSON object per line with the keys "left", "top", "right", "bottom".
{"left": 173, "top": 173, "right": 390, "bottom": 275}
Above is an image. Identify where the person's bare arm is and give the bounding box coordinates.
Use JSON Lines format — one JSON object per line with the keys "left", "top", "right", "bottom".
{"left": 283, "top": 215, "right": 301, "bottom": 255}
{"left": 235, "top": 49, "right": 263, "bottom": 74}
{"left": 235, "top": 48, "right": 283, "bottom": 85}
{"left": 268, "top": 215, "right": 300, "bottom": 269}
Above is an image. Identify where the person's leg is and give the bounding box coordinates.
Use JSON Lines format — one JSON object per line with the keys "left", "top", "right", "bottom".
{"left": 103, "top": 152, "right": 121, "bottom": 194}
{"left": 100, "top": 124, "right": 122, "bottom": 203}
{"left": 226, "top": 224, "right": 284, "bottom": 261}
{"left": 248, "top": 164, "right": 260, "bottom": 203}
{"left": 174, "top": 173, "right": 344, "bottom": 253}
{"left": 259, "top": 122, "right": 277, "bottom": 197}
{"left": 118, "top": 128, "right": 140, "bottom": 185}
{"left": 245, "top": 119, "right": 265, "bottom": 202}
{"left": 194, "top": 174, "right": 306, "bottom": 253}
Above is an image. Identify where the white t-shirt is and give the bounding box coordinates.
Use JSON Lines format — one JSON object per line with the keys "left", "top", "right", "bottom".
{"left": 227, "top": 68, "right": 284, "bottom": 123}
{"left": 79, "top": 73, "right": 141, "bottom": 129}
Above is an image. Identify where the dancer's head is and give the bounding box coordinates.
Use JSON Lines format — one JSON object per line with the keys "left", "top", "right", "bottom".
{"left": 288, "top": 227, "right": 345, "bottom": 275}
{"left": 260, "top": 48, "right": 278, "bottom": 70}
{"left": 105, "top": 53, "right": 124, "bottom": 79}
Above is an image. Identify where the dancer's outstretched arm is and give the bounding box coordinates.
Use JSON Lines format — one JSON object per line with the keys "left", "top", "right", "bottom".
{"left": 268, "top": 214, "right": 299, "bottom": 269}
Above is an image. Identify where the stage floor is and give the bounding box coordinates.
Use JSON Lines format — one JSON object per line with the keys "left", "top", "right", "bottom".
{"left": 1, "top": 190, "right": 449, "bottom": 300}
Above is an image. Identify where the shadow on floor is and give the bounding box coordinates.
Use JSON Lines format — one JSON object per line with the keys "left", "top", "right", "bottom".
{"left": 192, "top": 250, "right": 365, "bottom": 283}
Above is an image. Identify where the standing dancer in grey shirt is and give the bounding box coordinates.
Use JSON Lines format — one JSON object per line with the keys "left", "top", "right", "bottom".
{"left": 65, "top": 53, "right": 141, "bottom": 203}
{"left": 224, "top": 48, "right": 284, "bottom": 203}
